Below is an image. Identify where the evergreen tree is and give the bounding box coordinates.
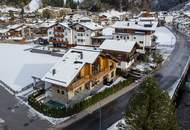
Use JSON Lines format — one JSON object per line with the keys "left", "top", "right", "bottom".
{"left": 121, "top": 77, "right": 179, "bottom": 130}
{"left": 65, "top": 0, "right": 77, "bottom": 9}
{"left": 20, "top": 8, "right": 25, "bottom": 19}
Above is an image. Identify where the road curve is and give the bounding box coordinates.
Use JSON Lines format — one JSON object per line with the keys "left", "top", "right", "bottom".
{"left": 154, "top": 27, "right": 190, "bottom": 91}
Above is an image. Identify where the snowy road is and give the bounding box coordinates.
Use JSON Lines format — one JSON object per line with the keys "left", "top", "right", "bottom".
{"left": 0, "top": 85, "right": 50, "bottom": 130}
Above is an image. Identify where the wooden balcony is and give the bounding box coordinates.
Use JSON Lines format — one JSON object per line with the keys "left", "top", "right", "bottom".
{"left": 49, "top": 40, "right": 64, "bottom": 44}
{"left": 69, "top": 75, "right": 90, "bottom": 91}
{"left": 76, "top": 29, "right": 85, "bottom": 32}
{"left": 90, "top": 68, "right": 110, "bottom": 81}
{"left": 54, "top": 28, "right": 64, "bottom": 32}
{"left": 54, "top": 34, "right": 64, "bottom": 38}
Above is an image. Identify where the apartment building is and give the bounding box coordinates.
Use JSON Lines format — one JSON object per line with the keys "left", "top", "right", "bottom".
{"left": 112, "top": 20, "right": 158, "bottom": 50}
{"left": 48, "top": 22, "right": 72, "bottom": 47}
{"left": 72, "top": 22, "right": 103, "bottom": 46}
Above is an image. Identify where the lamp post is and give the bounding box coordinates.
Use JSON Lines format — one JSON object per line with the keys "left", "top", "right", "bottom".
{"left": 99, "top": 102, "right": 102, "bottom": 130}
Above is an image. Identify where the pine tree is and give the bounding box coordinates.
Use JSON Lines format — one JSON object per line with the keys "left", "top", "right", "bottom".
{"left": 121, "top": 77, "right": 179, "bottom": 130}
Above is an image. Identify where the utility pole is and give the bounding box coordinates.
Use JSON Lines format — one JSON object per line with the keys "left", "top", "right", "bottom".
{"left": 99, "top": 102, "right": 102, "bottom": 130}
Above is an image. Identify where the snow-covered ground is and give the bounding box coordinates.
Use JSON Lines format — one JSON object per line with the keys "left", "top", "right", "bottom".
{"left": 98, "top": 77, "right": 125, "bottom": 93}
{"left": 155, "top": 26, "right": 176, "bottom": 60}
{"left": 0, "top": 44, "right": 59, "bottom": 93}
{"left": 155, "top": 27, "right": 176, "bottom": 47}
{"left": 107, "top": 119, "right": 125, "bottom": 130}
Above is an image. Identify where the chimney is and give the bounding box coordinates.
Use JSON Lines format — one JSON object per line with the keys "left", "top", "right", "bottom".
{"left": 52, "top": 69, "right": 56, "bottom": 75}
{"left": 80, "top": 52, "right": 83, "bottom": 59}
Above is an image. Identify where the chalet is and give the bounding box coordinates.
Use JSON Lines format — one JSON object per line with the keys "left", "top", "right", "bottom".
{"left": 72, "top": 22, "right": 103, "bottom": 46}
{"left": 99, "top": 10, "right": 126, "bottom": 25}
{"left": 100, "top": 40, "right": 138, "bottom": 70}
{"left": 34, "top": 21, "right": 56, "bottom": 36}
{"left": 42, "top": 46, "right": 117, "bottom": 106}
{"left": 48, "top": 22, "right": 72, "bottom": 47}
{"left": 112, "top": 20, "right": 158, "bottom": 50}
{"left": 8, "top": 24, "right": 32, "bottom": 40}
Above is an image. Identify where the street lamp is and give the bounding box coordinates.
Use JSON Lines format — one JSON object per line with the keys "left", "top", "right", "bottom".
{"left": 99, "top": 102, "right": 102, "bottom": 130}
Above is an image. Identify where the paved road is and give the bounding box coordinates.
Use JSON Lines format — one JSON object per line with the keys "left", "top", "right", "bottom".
{"left": 0, "top": 86, "right": 50, "bottom": 130}
{"left": 62, "top": 89, "right": 136, "bottom": 130}
{"left": 154, "top": 28, "right": 190, "bottom": 91}
{"left": 61, "top": 28, "right": 190, "bottom": 130}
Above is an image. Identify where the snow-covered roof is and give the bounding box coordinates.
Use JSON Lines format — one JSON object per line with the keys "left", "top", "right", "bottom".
{"left": 102, "top": 27, "right": 115, "bottom": 36}
{"left": 37, "top": 21, "right": 56, "bottom": 28}
{"left": 7, "top": 24, "right": 23, "bottom": 30}
{"left": 0, "top": 44, "right": 59, "bottom": 93}
{"left": 59, "top": 22, "right": 71, "bottom": 29}
{"left": 112, "top": 21, "right": 158, "bottom": 31}
{"left": 0, "top": 16, "right": 10, "bottom": 21}
{"left": 99, "top": 10, "right": 126, "bottom": 19}
{"left": 100, "top": 39, "right": 136, "bottom": 53}
{"left": 78, "top": 22, "right": 103, "bottom": 31}
{"left": 0, "top": 29, "right": 9, "bottom": 34}
{"left": 0, "top": 5, "right": 21, "bottom": 13}
{"left": 42, "top": 46, "right": 101, "bottom": 87}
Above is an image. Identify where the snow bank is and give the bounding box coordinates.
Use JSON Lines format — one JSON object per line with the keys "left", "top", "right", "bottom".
{"left": 0, "top": 44, "right": 59, "bottom": 93}
{"left": 107, "top": 119, "right": 125, "bottom": 130}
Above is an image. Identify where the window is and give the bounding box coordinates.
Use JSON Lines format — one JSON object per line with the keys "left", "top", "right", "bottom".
{"left": 85, "top": 82, "right": 91, "bottom": 90}
{"left": 57, "top": 89, "right": 60, "bottom": 93}
{"left": 111, "top": 71, "right": 114, "bottom": 78}
{"left": 61, "top": 91, "right": 64, "bottom": 95}
{"left": 116, "top": 36, "right": 119, "bottom": 39}
{"left": 127, "top": 36, "right": 129, "bottom": 39}
{"left": 49, "top": 32, "right": 52, "bottom": 35}
{"left": 134, "top": 37, "right": 136, "bottom": 39}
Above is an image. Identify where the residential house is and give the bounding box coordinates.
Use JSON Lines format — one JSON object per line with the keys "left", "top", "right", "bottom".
{"left": 72, "top": 22, "right": 103, "bottom": 46}
{"left": 100, "top": 39, "right": 138, "bottom": 70}
{"left": 112, "top": 20, "right": 158, "bottom": 51}
{"left": 42, "top": 46, "right": 117, "bottom": 106}
{"left": 48, "top": 22, "right": 72, "bottom": 47}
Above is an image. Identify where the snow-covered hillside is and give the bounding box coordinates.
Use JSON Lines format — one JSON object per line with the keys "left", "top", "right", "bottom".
{"left": 25, "top": 0, "right": 43, "bottom": 12}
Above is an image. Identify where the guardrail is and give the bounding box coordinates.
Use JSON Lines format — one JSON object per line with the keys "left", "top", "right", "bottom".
{"left": 172, "top": 56, "right": 190, "bottom": 100}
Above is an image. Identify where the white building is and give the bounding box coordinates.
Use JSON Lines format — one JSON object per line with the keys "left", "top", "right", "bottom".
{"left": 112, "top": 20, "right": 158, "bottom": 50}
{"left": 72, "top": 22, "right": 103, "bottom": 46}
{"left": 48, "top": 22, "right": 73, "bottom": 47}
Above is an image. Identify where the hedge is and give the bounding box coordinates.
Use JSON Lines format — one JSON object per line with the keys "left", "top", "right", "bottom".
{"left": 28, "top": 77, "right": 135, "bottom": 118}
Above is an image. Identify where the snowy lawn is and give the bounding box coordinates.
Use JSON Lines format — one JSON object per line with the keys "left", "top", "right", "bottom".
{"left": 0, "top": 44, "right": 60, "bottom": 93}
{"left": 155, "top": 27, "right": 176, "bottom": 47}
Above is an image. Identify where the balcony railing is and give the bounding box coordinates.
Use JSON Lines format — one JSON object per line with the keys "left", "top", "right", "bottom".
{"left": 54, "top": 29, "right": 64, "bottom": 32}
{"left": 54, "top": 34, "right": 64, "bottom": 38}
{"left": 49, "top": 40, "right": 64, "bottom": 43}
{"left": 90, "top": 68, "right": 110, "bottom": 81}
{"left": 69, "top": 75, "right": 90, "bottom": 90}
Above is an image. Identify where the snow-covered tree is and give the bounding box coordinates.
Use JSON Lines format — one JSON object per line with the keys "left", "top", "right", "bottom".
{"left": 122, "top": 77, "right": 179, "bottom": 130}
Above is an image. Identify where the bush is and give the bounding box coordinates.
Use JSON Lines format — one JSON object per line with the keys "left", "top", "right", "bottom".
{"left": 28, "top": 78, "right": 135, "bottom": 118}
